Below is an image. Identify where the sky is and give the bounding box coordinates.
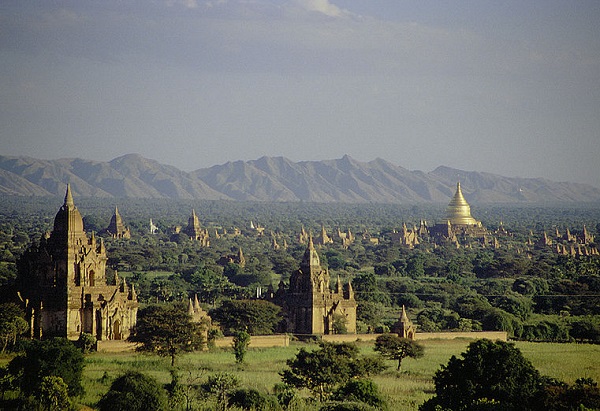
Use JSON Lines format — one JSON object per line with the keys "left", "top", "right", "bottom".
{"left": 1, "top": 0, "right": 599, "bottom": 187}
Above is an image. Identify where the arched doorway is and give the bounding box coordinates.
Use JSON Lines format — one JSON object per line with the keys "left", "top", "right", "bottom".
{"left": 113, "top": 319, "right": 122, "bottom": 340}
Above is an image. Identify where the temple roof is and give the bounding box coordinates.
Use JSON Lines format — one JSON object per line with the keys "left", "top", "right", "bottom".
{"left": 445, "top": 182, "right": 478, "bottom": 225}
{"left": 301, "top": 235, "right": 321, "bottom": 271}
{"left": 53, "top": 184, "right": 85, "bottom": 236}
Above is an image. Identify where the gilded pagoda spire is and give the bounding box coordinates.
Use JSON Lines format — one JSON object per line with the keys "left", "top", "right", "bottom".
{"left": 445, "top": 182, "right": 477, "bottom": 225}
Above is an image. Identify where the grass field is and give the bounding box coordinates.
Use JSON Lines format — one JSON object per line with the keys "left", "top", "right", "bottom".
{"left": 74, "top": 339, "right": 600, "bottom": 410}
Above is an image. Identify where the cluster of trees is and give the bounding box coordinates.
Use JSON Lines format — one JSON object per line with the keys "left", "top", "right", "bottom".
{"left": 421, "top": 339, "right": 600, "bottom": 411}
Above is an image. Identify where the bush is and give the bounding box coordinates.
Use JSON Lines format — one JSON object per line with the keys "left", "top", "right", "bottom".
{"left": 319, "top": 402, "right": 379, "bottom": 411}
{"left": 97, "top": 371, "right": 168, "bottom": 411}
{"left": 332, "top": 379, "right": 386, "bottom": 409}
{"left": 76, "top": 332, "right": 97, "bottom": 353}
{"left": 8, "top": 337, "right": 85, "bottom": 397}
{"left": 228, "top": 388, "right": 279, "bottom": 410}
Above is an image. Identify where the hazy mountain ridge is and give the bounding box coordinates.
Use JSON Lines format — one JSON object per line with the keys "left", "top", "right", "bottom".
{"left": 1, "top": 154, "right": 599, "bottom": 203}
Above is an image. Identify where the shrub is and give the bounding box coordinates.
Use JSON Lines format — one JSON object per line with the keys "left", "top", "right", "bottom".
{"left": 97, "top": 371, "right": 168, "bottom": 411}
{"left": 332, "top": 379, "right": 386, "bottom": 409}
{"left": 228, "top": 388, "right": 279, "bottom": 410}
{"left": 8, "top": 337, "right": 85, "bottom": 397}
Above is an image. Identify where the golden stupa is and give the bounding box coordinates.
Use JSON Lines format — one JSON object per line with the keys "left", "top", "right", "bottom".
{"left": 445, "top": 182, "right": 478, "bottom": 225}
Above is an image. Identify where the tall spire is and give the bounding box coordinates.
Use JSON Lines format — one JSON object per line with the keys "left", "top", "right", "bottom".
{"left": 64, "top": 184, "right": 74, "bottom": 208}
{"left": 401, "top": 305, "right": 409, "bottom": 322}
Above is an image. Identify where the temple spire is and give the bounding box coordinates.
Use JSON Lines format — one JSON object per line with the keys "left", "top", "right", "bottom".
{"left": 64, "top": 184, "right": 74, "bottom": 208}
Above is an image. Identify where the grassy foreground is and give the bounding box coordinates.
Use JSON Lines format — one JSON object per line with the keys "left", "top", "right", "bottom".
{"left": 76, "top": 339, "right": 600, "bottom": 410}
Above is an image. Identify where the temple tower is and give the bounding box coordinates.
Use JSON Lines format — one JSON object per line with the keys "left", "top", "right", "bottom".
{"left": 393, "top": 305, "right": 416, "bottom": 340}
{"left": 105, "top": 206, "right": 131, "bottom": 239}
{"left": 281, "top": 236, "right": 356, "bottom": 334}
{"left": 17, "top": 185, "right": 138, "bottom": 340}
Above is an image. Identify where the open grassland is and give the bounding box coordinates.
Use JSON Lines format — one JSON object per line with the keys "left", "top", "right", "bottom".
{"left": 75, "top": 339, "right": 600, "bottom": 411}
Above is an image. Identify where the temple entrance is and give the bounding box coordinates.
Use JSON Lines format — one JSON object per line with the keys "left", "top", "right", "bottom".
{"left": 113, "top": 319, "right": 122, "bottom": 340}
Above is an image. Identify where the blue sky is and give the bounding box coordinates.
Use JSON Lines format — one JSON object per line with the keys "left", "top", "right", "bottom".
{"left": 1, "top": 0, "right": 599, "bottom": 187}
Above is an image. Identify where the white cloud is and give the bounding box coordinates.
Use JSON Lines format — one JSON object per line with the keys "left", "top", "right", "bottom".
{"left": 294, "top": 0, "right": 343, "bottom": 17}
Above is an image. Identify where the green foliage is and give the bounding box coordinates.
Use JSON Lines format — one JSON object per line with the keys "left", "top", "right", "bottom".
{"left": 76, "top": 332, "right": 97, "bottom": 354}
{"left": 332, "top": 379, "right": 386, "bottom": 409}
{"left": 568, "top": 316, "right": 600, "bottom": 342}
{"left": 280, "top": 342, "right": 385, "bottom": 402}
{"left": 210, "top": 299, "right": 282, "bottom": 335}
{"left": 38, "top": 375, "right": 72, "bottom": 411}
{"left": 421, "top": 339, "right": 545, "bottom": 411}
{"left": 202, "top": 372, "right": 239, "bottom": 411}
{"left": 331, "top": 314, "right": 348, "bottom": 334}
{"left": 356, "top": 301, "right": 385, "bottom": 331}
{"left": 374, "top": 334, "right": 424, "bottom": 371}
{"left": 0, "top": 302, "right": 28, "bottom": 353}
{"left": 319, "top": 402, "right": 379, "bottom": 411}
{"left": 233, "top": 330, "right": 251, "bottom": 364}
{"left": 8, "top": 337, "right": 85, "bottom": 397}
{"left": 228, "top": 388, "right": 279, "bottom": 410}
{"left": 542, "top": 377, "right": 600, "bottom": 411}
{"left": 97, "top": 371, "right": 168, "bottom": 411}
{"left": 128, "top": 303, "right": 204, "bottom": 367}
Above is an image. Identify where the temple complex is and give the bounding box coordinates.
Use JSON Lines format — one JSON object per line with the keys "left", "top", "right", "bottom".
{"left": 16, "top": 185, "right": 138, "bottom": 341}
{"left": 430, "top": 182, "right": 487, "bottom": 244}
{"left": 270, "top": 237, "right": 356, "bottom": 334}
{"left": 103, "top": 206, "right": 131, "bottom": 239}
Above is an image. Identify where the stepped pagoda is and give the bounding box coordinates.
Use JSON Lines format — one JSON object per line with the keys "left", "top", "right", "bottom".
{"left": 104, "top": 206, "right": 131, "bottom": 239}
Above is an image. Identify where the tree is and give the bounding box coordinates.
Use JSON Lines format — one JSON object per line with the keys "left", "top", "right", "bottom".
{"left": 374, "top": 334, "right": 424, "bottom": 371}
{"left": 210, "top": 299, "right": 281, "bottom": 335}
{"left": 0, "top": 303, "right": 28, "bottom": 353}
{"left": 38, "top": 376, "right": 71, "bottom": 411}
{"left": 280, "top": 342, "right": 385, "bottom": 402}
{"left": 128, "top": 303, "right": 204, "bottom": 367}
{"left": 97, "top": 371, "right": 168, "bottom": 411}
{"left": 232, "top": 330, "right": 250, "bottom": 364}
{"left": 8, "top": 337, "right": 85, "bottom": 397}
{"left": 420, "top": 339, "right": 545, "bottom": 411}
{"left": 202, "top": 373, "right": 239, "bottom": 411}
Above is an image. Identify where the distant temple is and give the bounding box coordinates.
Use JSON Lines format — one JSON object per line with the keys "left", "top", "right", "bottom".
{"left": 270, "top": 237, "right": 356, "bottom": 334}
{"left": 182, "top": 209, "right": 210, "bottom": 246}
{"left": 16, "top": 185, "right": 138, "bottom": 341}
{"left": 103, "top": 206, "right": 131, "bottom": 239}
{"left": 430, "top": 182, "right": 487, "bottom": 244}
{"left": 187, "top": 294, "right": 211, "bottom": 350}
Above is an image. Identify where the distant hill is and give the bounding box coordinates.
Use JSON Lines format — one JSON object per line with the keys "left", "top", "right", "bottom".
{"left": 1, "top": 154, "right": 599, "bottom": 203}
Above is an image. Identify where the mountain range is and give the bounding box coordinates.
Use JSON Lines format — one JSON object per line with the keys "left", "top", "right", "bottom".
{"left": 1, "top": 154, "right": 599, "bottom": 203}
